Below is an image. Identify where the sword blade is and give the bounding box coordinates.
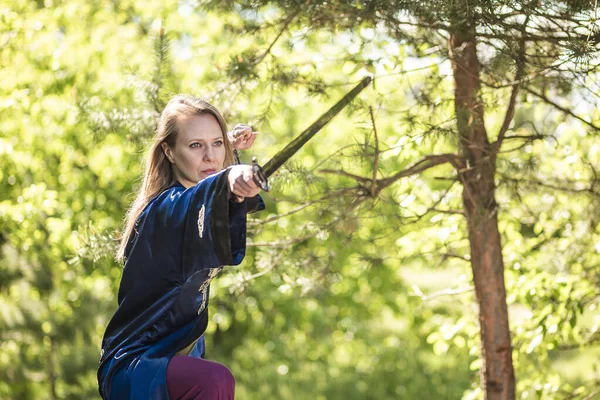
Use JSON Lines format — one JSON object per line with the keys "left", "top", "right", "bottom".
{"left": 262, "top": 76, "right": 372, "bottom": 178}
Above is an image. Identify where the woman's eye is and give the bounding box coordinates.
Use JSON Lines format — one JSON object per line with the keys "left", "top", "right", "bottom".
{"left": 190, "top": 143, "right": 201, "bottom": 148}
{"left": 214, "top": 140, "right": 223, "bottom": 147}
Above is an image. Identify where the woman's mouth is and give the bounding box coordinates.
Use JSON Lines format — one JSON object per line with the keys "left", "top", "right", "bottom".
{"left": 202, "top": 169, "right": 216, "bottom": 175}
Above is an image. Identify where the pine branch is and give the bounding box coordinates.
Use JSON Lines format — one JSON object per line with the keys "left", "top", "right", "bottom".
{"left": 501, "top": 134, "right": 551, "bottom": 141}
{"left": 523, "top": 87, "right": 600, "bottom": 131}
{"left": 319, "top": 153, "right": 463, "bottom": 197}
{"left": 369, "top": 107, "right": 380, "bottom": 197}
{"left": 498, "top": 173, "right": 600, "bottom": 198}
{"left": 150, "top": 26, "right": 171, "bottom": 114}
{"left": 430, "top": 208, "right": 465, "bottom": 215}
{"left": 235, "top": 252, "right": 286, "bottom": 285}
{"left": 253, "top": 8, "right": 301, "bottom": 65}
{"left": 476, "top": 32, "right": 572, "bottom": 43}
{"left": 531, "top": 11, "right": 591, "bottom": 23}
{"left": 382, "top": 13, "right": 451, "bottom": 32}
{"left": 479, "top": 53, "right": 572, "bottom": 90}
{"left": 494, "top": 15, "right": 530, "bottom": 152}
{"left": 412, "top": 285, "right": 474, "bottom": 302}
{"left": 496, "top": 134, "right": 554, "bottom": 153}
{"left": 376, "top": 154, "right": 464, "bottom": 192}
{"left": 248, "top": 203, "right": 354, "bottom": 248}
{"left": 407, "top": 181, "right": 461, "bottom": 222}
{"left": 247, "top": 187, "right": 354, "bottom": 227}
{"left": 318, "top": 168, "right": 370, "bottom": 183}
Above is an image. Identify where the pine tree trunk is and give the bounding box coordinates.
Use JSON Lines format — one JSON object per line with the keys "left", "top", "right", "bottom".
{"left": 449, "top": 25, "right": 516, "bottom": 399}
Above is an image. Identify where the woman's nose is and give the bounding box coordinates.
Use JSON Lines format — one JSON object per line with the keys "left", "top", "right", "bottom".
{"left": 203, "top": 147, "right": 214, "bottom": 161}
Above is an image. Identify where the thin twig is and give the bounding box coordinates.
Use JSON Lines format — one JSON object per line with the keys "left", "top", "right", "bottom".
{"left": 318, "top": 168, "right": 371, "bottom": 183}
{"left": 494, "top": 15, "right": 530, "bottom": 152}
{"left": 248, "top": 188, "right": 352, "bottom": 227}
{"left": 499, "top": 173, "right": 600, "bottom": 197}
{"left": 319, "top": 153, "right": 464, "bottom": 196}
{"left": 248, "top": 212, "right": 346, "bottom": 248}
{"left": 412, "top": 285, "right": 474, "bottom": 302}
{"left": 410, "top": 181, "right": 460, "bottom": 222}
{"left": 497, "top": 134, "right": 555, "bottom": 154}
{"left": 239, "top": 252, "right": 286, "bottom": 283}
{"left": 369, "top": 107, "right": 380, "bottom": 197}
{"left": 430, "top": 208, "right": 465, "bottom": 215}
{"left": 524, "top": 87, "right": 600, "bottom": 131}
{"left": 377, "top": 154, "right": 464, "bottom": 191}
{"left": 501, "top": 134, "right": 552, "bottom": 141}
{"left": 253, "top": 9, "right": 301, "bottom": 65}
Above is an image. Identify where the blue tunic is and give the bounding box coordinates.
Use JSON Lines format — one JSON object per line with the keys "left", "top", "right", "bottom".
{"left": 98, "top": 169, "right": 264, "bottom": 399}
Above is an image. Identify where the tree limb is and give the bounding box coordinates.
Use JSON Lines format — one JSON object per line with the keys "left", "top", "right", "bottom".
{"left": 500, "top": 134, "right": 552, "bottom": 141}
{"left": 376, "top": 154, "right": 464, "bottom": 192}
{"left": 317, "top": 168, "right": 371, "bottom": 183}
{"left": 412, "top": 285, "right": 474, "bottom": 302}
{"left": 499, "top": 173, "right": 600, "bottom": 198}
{"left": 476, "top": 32, "right": 571, "bottom": 43}
{"left": 248, "top": 187, "right": 354, "bottom": 227}
{"left": 248, "top": 209, "right": 350, "bottom": 248}
{"left": 237, "top": 252, "right": 285, "bottom": 284}
{"left": 381, "top": 14, "right": 451, "bottom": 32}
{"left": 524, "top": 87, "right": 600, "bottom": 131}
{"left": 480, "top": 57, "right": 570, "bottom": 89}
{"left": 247, "top": 230, "right": 322, "bottom": 249}
{"left": 253, "top": 8, "right": 300, "bottom": 65}
{"left": 318, "top": 153, "right": 463, "bottom": 196}
{"left": 405, "top": 181, "right": 462, "bottom": 223}
{"left": 369, "top": 107, "right": 380, "bottom": 197}
{"left": 497, "top": 134, "right": 555, "bottom": 153}
{"left": 494, "top": 15, "right": 530, "bottom": 152}
{"left": 430, "top": 208, "right": 465, "bottom": 215}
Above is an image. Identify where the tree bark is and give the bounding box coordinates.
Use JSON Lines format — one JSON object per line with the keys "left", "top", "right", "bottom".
{"left": 449, "top": 24, "right": 516, "bottom": 399}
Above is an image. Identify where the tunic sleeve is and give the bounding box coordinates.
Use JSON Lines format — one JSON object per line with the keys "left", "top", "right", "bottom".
{"left": 150, "top": 167, "right": 263, "bottom": 280}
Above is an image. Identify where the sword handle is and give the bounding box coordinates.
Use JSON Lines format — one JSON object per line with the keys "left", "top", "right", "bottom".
{"left": 252, "top": 157, "right": 270, "bottom": 192}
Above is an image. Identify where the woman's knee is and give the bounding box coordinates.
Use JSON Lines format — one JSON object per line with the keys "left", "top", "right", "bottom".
{"left": 167, "top": 356, "right": 235, "bottom": 399}
{"left": 210, "top": 363, "right": 235, "bottom": 393}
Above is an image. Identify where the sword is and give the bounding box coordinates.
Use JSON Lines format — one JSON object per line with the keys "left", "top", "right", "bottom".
{"left": 251, "top": 76, "right": 372, "bottom": 191}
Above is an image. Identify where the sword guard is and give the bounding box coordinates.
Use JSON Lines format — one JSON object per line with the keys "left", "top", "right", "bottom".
{"left": 252, "top": 157, "right": 270, "bottom": 192}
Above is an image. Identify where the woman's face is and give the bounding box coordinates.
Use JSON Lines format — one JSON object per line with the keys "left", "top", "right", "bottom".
{"left": 162, "top": 114, "right": 226, "bottom": 188}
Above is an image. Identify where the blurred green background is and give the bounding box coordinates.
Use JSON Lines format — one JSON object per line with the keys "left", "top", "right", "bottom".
{"left": 1, "top": 1, "right": 599, "bottom": 399}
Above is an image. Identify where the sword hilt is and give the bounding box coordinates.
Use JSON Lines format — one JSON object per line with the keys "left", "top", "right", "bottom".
{"left": 252, "top": 157, "right": 270, "bottom": 192}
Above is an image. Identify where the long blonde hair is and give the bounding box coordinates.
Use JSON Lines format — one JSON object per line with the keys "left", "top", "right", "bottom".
{"left": 116, "top": 95, "right": 235, "bottom": 262}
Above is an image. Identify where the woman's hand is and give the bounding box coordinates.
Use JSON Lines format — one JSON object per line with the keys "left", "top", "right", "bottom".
{"left": 227, "top": 124, "right": 258, "bottom": 150}
{"left": 228, "top": 164, "right": 261, "bottom": 200}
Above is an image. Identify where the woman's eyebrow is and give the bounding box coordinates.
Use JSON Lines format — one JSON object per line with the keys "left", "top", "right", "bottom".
{"left": 187, "top": 136, "right": 223, "bottom": 143}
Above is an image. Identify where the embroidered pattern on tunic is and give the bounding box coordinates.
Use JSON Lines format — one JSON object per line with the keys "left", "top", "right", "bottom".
{"left": 197, "top": 267, "right": 222, "bottom": 314}
{"left": 197, "top": 204, "right": 205, "bottom": 238}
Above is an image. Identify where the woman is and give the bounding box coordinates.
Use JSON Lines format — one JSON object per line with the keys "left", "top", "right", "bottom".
{"left": 98, "top": 95, "right": 264, "bottom": 400}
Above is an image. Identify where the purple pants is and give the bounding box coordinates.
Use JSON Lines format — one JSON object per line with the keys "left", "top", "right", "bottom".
{"left": 166, "top": 356, "right": 235, "bottom": 400}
